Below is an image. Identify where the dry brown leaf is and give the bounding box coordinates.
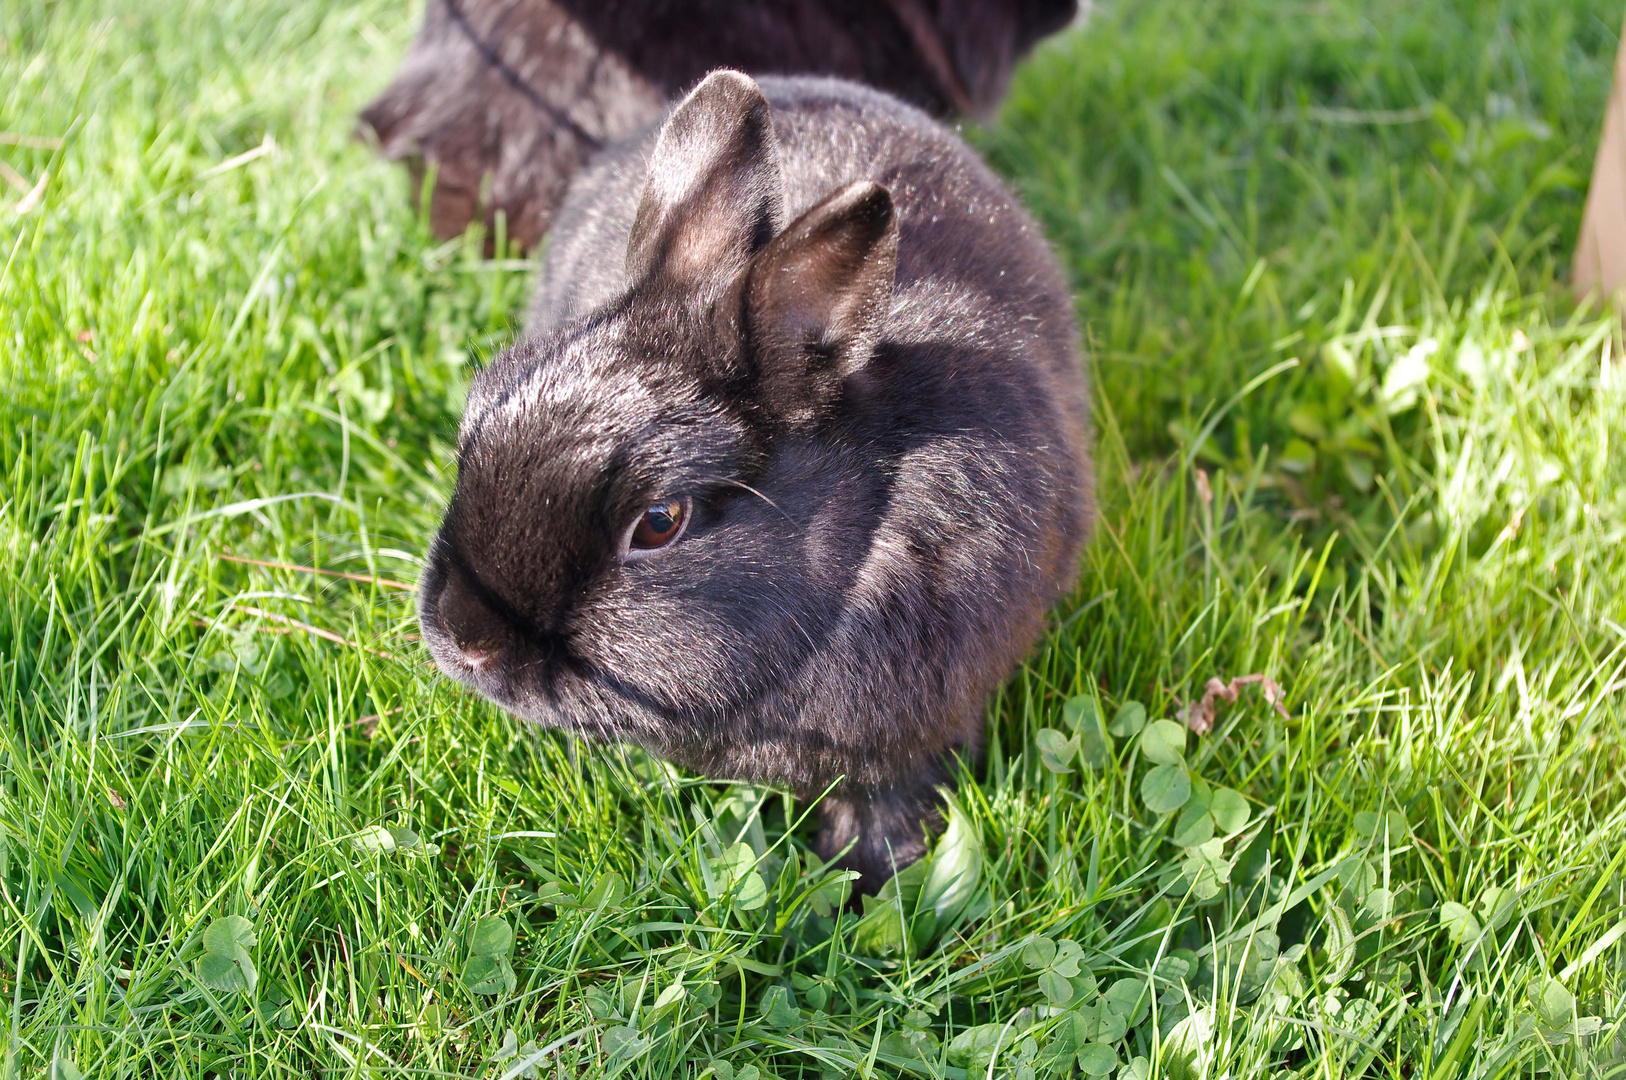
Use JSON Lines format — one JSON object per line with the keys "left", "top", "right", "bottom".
{"left": 353, "top": 707, "right": 404, "bottom": 736}
{"left": 217, "top": 550, "right": 416, "bottom": 592}
{"left": 14, "top": 169, "right": 47, "bottom": 215}
{"left": 0, "top": 132, "right": 64, "bottom": 150}
{"left": 235, "top": 605, "right": 402, "bottom": 661}
{"left": 1182, "top": 672, "right": 1290, "bottom": 734}
{"left": 0, "top": 159, "right": 29, "bottom": 195}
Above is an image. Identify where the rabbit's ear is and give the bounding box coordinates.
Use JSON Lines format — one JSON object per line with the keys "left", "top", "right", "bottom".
{"left": 743, "top": 181, "right": 898, "bottom": 426}
{"left": 626, "top": 70, "right": 784, "bottom": 287}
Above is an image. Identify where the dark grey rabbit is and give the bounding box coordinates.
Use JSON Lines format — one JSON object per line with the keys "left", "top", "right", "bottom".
{"left": 418, "top": 70, "right": 1092, "bottom": 891}
{"left": 360, "top": 0, "right": 1079, "bottom": 250}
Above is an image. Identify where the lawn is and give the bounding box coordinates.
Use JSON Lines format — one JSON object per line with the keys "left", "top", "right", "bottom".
{"left": 3, "top": 0, "right": 1625, "bottom": 1076}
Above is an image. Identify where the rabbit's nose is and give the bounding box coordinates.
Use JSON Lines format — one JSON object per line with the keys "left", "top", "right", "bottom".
{"left": 436, "top": 572, "right": 508, "bottom": 668}
{"left": 458, "top": 643, "right": 496, "bottom": 669}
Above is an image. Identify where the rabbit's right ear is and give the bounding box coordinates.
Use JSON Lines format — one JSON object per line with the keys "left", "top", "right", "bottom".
{"left": 626, "top": 70, "right": 785, "bottom": 288}
{"left": 741, "top": 181, "right": 899, "bottom": 427}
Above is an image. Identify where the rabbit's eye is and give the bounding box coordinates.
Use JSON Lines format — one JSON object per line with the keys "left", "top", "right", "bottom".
{"left": 627, "top": 497, "right": 689, "bottom": 555}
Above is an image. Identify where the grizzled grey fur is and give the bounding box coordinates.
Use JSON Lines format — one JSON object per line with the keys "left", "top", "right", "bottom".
{"left": 361, "top": 0, "right": 1078, "bottom": 250}
{"left": 418, "top": 72, "right": 1093, "bottom": 891}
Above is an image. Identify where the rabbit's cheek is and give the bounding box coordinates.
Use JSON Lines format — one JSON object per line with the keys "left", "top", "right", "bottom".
{"left": 579, "top": 602, "right": 746, "bottom": 712}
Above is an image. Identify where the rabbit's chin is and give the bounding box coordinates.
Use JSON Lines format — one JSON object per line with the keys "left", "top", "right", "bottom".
{"left": 439, "top": 654, "right": 673, "bottom": 748}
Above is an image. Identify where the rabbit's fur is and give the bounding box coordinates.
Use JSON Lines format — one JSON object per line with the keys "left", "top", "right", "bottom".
{"left": 360, "top": 0, "right": 1079, "bottom": 250}
{"left": 418, "top": 72, "right": 1092, "bottom": 890}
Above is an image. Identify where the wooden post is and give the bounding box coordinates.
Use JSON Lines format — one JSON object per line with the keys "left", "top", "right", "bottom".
{"left": 1574, "top": 10, "right": 1626, "bottom": 304}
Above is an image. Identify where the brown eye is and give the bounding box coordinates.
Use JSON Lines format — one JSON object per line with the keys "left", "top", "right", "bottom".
{"left": 628, "top": 498, "right": 688, "bottom": 553}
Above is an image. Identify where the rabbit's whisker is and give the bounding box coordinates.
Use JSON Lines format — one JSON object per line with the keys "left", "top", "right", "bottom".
{"left": 702, "top": 475, "right": 797, "bottom": 526}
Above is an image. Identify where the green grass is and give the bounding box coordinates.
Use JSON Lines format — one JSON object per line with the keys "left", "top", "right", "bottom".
{"left": 3, "top": 0, "right": 1625, "bottom": 1075}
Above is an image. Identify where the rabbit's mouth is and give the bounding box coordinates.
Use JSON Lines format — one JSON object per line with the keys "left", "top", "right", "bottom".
{"left": 417, "top": 548, "right": 688, "bottom": 743}
{"left": 442, "top": 648, "right": 686, "bottom": 751}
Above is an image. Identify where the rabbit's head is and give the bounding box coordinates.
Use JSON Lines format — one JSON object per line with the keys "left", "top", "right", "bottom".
{"left": 418, "top": 71, "right": 899, "bottom": 761}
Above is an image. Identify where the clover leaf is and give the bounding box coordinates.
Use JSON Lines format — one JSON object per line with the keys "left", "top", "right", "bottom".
{"left": 1108, "top": 701, "right": 1147, "bottom": 737}
{"left": 711, "top": 843, "right": 768, "bottom": 911}
{"left": 602, "top": 1025, "right": 649, "bottom": 1061}
{"left": 1139, "top": 720, "right": 1187, "bottom": 766}
{"left": 1064, "top": 695, "right": 1115, "bottom": 769}
{"left": 758, "top": 985, "right": 800, "bottom": 1028}
{"left": 197, "top": 914, "right": 257, "bottom": 995}
{"left": 1478, "top": 883, "right": 1518, "bottom": 933}
{"left": 1076, "top": 1042, "right": 1119, "bottom": 1076}
{"left": 1036, "top": 727, "right": 1079, "bottom": 774}
{"left": 48, "top": 1058, "right": 84, "bottom": 1080}
{"left": 470, "top": 915, "right": 513, "bottom": 957}
{"left": 1171, "top": 804, "right": 1215, "bottom": 847}
{"left": 1062, "top": 696, "right": 1099, "bottom": 733}
{"left": 1536, "top": 977, "right": 1575, "bottom": 1028}
{"left": 1022, "top": 934, "right": 1057, "bottom": 970}
{"left": 1440, "top": 901, "right": 1481, "bottom": 946}
{"left": 1169, "top": 785, "right": 1249, "bottom": 847}
{"left": 1101, "top": 977, "right": 1150, "bottom": 1027}
{"left": 463, "top": 915, "right": 517, "bottom": 996}
{"left": 1178, "top": 840, "right": 1231, "bottom": 901}
{"left": 1024, "top": 935, "right": 1091, "bottom": 1007}
{"left": 1141, "top": 765, "right": 1191, "bottom": 814}
{"left": 1353, "top": 809, "right": 1408, "bottom": 840}
{"left": 1040, "top": 969, "right": 1075, "bottom": 1005}
{"left": 583, "top": 871, "right": 626, "bottom": 910}
{"left": 1078, "top": 724, "right": 1112, "bottom": 770}
{"left": 1209, "top": 788, "right": 1251, "bottom": 833}
{"left": 947, "top": 1024, "right": 1008, "bottom": 1072}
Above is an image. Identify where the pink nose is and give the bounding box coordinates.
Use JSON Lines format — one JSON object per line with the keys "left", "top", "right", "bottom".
{"left": 434, "top": 569, "right": 508, "bottom": 670}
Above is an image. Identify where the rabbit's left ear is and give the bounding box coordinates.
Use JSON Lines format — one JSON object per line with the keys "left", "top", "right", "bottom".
{"left": 742, "top": 180, "right": 899, "bottom": 426}
{"left": 626, "top": 70, "right": 785, "bottom": 287}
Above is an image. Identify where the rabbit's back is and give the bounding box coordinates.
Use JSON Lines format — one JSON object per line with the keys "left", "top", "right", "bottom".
{"left": 763, "top": 77, "right": 1092, "bottom": 600}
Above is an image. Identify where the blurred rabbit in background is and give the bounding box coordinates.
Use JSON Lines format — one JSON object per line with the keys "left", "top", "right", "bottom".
{"left": 360, "top": 0, "right": 1080, "bottom": 250}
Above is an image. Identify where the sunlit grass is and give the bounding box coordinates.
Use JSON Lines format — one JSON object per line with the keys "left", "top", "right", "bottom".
{"left": 2, "top": 0, "right": 1624, "bottom": 1076}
